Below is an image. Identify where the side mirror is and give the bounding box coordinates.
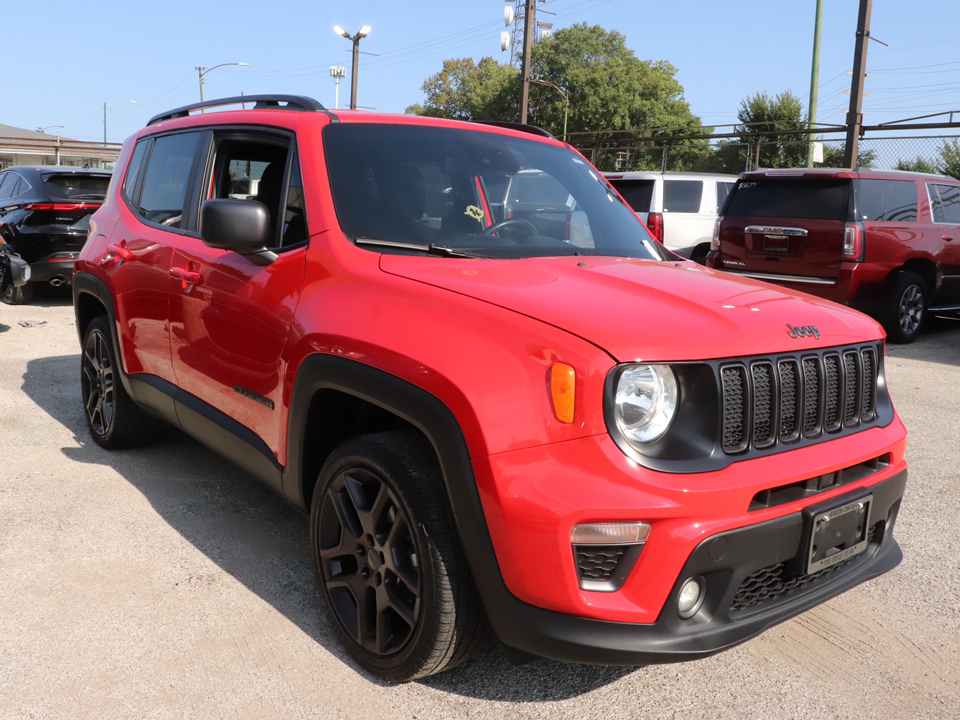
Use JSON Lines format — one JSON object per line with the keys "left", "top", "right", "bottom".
{"left": 200, "top": 198, "right": 277, "bottom": 266}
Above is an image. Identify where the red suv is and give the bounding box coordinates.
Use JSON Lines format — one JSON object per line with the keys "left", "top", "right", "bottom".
{"left": 707, "top": 167, "right": 960, "bottom": 343}
{"left": 74, "top": 96, "right": 908, "bottom": 682}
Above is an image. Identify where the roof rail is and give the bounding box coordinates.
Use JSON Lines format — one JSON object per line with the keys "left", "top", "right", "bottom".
{"left": 473, "top": 120, "right": 556, "bottom": 139}
{"left": 147, "top": 95, "right": 330, "bottom": 126}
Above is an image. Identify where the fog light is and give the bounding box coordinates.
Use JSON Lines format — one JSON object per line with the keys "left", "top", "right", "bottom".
{"left": 677, "top": 577, "right": 704, "bottom": 619}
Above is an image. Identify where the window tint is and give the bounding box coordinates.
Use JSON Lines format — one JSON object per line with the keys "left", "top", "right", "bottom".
{"left": 41, "top": 173, "right": 110, "bottom": 200}
{"left": 663, "top": 180, "right": 703, "bottom": 213}
{"left": 123, "top": 140, "right": 150, "bottom": 202}
{"left": 725, "top": 179, "right": 850, "bottom": 220}
{"left": 716, "top": 182, "right": 733, "bottom": 212}
{"left": 0, "top": 172, "right": 21, "bottom": 200}
{"left": 928, "top": 183, "right": 960, "bottom": 224}
{"left": 608, "top": 179, "right": 654, "bottom": 212}
{"left": 856, "top": 179, "right": 917, "bottom": 222}
{"left": 138, "top": 132, "right": 201, "bottom": 229}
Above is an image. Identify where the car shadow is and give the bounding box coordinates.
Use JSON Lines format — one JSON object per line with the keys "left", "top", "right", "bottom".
{"left": 21, "top": 352, "right": 636, "bottom": 699}
{"left": 886, "top": 314, "right": 960, "bottom": 368}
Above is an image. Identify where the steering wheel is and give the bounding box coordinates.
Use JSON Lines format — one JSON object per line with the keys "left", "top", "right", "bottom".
{"left": 484, "top": 218, "right": 538, "bottom": 238}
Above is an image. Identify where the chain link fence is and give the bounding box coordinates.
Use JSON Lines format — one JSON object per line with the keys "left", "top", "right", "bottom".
{"left": 577, "top": 128, "right": 960, "bottom": 177}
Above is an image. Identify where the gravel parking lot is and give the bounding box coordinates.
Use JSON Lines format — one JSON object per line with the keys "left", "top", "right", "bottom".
{"left": 2, "top": 286, "right": 959, "bottom": 720}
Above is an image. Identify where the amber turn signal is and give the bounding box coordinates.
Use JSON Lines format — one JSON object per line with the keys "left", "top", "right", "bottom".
{"left": 549, "top": 363, "right": 576, "bottom": 423}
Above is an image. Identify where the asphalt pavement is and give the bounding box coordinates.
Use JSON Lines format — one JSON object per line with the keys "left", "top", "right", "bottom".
{"left": 2, "top": 285, "right": 959, "bottom": 719}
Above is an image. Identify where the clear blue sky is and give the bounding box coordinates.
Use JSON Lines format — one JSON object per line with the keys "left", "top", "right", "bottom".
{"left": 7, "top": 0, "right": 959, "bottom": 145}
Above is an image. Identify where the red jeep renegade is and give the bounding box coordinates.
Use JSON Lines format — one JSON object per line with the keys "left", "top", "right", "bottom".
{"left": 74, "top": 96, "right": 908, "bottom": 682}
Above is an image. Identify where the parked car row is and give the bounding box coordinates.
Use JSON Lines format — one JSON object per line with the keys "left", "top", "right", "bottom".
{"left": 706, "top": 167, "right": 960, "bottom": 344}
{"left": 72, "top": 95, "right": 908, "bottom": 682}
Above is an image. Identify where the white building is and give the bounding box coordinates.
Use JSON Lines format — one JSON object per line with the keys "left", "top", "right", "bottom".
{"left": 0, "top": 124, "right": 120, "bottom": 169}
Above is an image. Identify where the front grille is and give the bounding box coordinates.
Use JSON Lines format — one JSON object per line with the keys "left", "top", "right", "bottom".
{"left": 729, "top": 522, "right": 881, "bottom": 614}
{"left": 720, "top": 344, "right": 880, "bottom": 455}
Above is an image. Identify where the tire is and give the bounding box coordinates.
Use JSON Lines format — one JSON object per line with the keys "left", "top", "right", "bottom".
{"left": 884, "top": 271, "right": 926, "bottom": 344}
{"left": 310, "top": 431, "right": 485, "bottom": 682}
{"left": 2, "top": 281, "right": 34, "bottom": 305}
{"left": 80, "top": 316, "right": 159, "bottom": 448}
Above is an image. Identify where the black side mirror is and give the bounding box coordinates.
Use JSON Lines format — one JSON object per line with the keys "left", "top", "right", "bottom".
{"left": 200, "top": 198, "right": 277, "bottom": 266}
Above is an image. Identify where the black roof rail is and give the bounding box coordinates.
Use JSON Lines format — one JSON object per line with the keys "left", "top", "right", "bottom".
{"left": 473, "top": 120, "right": 556, "bottom": 139}
{"left": 147, "top": 95, "right": 331, "bottom": 126}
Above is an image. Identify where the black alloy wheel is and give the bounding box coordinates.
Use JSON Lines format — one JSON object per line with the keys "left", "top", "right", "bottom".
{"left": 80, "top": 316, "right": 157, "bottom": 448}
{"left": 310, "top": 432, "right": 484, "bottom": 682}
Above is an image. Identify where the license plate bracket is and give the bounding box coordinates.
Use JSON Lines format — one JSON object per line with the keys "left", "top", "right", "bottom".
{"left": 804, "top": 495, "right": 872, "bottom": 575}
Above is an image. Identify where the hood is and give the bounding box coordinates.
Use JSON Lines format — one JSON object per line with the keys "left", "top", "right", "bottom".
{"left": 379, "top": 255, "right": 884, "bottom": 362}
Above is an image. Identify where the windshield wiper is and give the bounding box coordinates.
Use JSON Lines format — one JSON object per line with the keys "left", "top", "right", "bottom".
{"left": 355, "top": 238, "right": 491, "bottom": 258}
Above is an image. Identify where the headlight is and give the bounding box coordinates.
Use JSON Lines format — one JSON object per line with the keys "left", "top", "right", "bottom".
{"left": 614, "top": 364, "right": 679, "bottom": 443}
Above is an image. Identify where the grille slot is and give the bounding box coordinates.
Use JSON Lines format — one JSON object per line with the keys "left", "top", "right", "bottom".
{"left": 720, "top": 344, "right": 882, "bottom": 456}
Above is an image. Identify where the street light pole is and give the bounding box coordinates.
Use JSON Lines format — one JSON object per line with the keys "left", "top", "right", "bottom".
{"left": 104, "top": 100, "right": 136, "bottom": 145}
{"left": 334, "top": 25, "right": 371, "bottom": 110}
{"left": 39, "top": 126, "right": 65, "bottom": 164}
{"left": 530, "top": 79, "right": 568, "bottom": 142}
{"left": 196, "top": 62, "right": 250, "bottom": 102}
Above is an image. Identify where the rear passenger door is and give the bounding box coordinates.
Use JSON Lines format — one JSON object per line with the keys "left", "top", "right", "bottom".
{"left": 927, "top": 182, "right": 960, "bottom": 302}
{"left": 168, "top": 129, "right": 308, "bottom": 470}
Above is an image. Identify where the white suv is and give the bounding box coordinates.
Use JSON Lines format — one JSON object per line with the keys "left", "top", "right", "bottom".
{"left": 603, "top": 171, "right": 737, "bottom": 262}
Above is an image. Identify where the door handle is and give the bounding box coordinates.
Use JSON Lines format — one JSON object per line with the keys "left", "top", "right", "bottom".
{"left": 943, "top": 235, "right": 954, "bottom": 242}
{"left": 105, "top": 243, "right": 133, "bottom": 260}
{"left": 170, "top": 267, "right": 202, "bottom": 286}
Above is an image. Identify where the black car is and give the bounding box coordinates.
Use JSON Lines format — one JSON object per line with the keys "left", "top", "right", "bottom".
{"left": 0, "top": 166, "right": 111, "bottom": 304}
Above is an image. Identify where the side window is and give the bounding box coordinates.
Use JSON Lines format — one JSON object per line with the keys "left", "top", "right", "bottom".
{"left": 609, "top": 179, "right": 654, "bottom": 212}
{"left": 929, "top": 183, "right": 960, "bottom": 224}
{"left": 138, "top": 132, "right": 202, "bottom": 229}
{"left": 122, "top": 140, "right": 150, "bottom": 203}
{"left": 0, "top": 172, "right": 19, "bottom": 201}
{"left": 210, "top": 134, "right": 306, "bottom": 248}
{"left": 857, "top": 179, "right": 917, "bottom": 222}
{"left": 663, "top": 180, "right": 703, "bottom": 213}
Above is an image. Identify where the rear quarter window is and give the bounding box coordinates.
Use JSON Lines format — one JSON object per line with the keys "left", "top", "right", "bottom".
{"left": 725, "top": 178, "right": 850, "bottom": 220}
{"left": 609, "top": 179, "right": 654, "bottom": 212}
{"left": 663, "top": 180, "right": 703, "bottom": 213}
{"left": 855, "top": 179, "right": 917, "bottom": 222}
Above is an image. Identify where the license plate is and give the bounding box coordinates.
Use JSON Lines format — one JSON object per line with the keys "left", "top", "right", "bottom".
{"left": 805, "top": 495, "right": 871, "bottom": 574}
{"left": 763, "top": 236, "right": 790, "bottom": 252}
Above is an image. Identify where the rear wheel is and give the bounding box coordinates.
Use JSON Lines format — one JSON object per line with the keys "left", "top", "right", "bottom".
{"left": 310, "top": 432, "right": 485, "bottom": 682}
{"left": 884, "top": 271, "right": 926, "bottom": 344}
{"left": 2, "top": 281, "right": 34, "bottom": 305}
{"left": 81, "top": 316, "right": 158, "bottom": 448}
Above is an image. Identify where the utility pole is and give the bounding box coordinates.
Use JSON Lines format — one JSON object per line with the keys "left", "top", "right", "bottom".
{"left": 843, "top": 0, "right": 872, "bottom": 169}
{"left": 519, "top": 0, "right": 535, "bottom": 123}
{"left": 807, "top": 0, "right": 824, "bottom": 167}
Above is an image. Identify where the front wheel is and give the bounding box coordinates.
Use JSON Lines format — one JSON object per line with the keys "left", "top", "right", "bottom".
{"left": 310, "top": 432, "right": 485, "bottom": 682}
{"left": 81, "top": 316, "right": 159, "bottom": 448}
{"left": 884, "top": 271, "right": 926, "bottom": 344}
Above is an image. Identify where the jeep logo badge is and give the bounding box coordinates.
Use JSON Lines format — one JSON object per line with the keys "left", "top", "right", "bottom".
{"left": 787, "top": 324, "right": 820, "bottom": 339}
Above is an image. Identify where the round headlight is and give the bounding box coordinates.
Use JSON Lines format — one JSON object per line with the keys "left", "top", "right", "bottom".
{"left": 614, "top": 364, "right": 679, "bottom": 444}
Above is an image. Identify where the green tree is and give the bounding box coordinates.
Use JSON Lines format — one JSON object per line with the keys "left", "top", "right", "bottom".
{"left": 896, "top": 156, "right": 938, "bottom": 174}
{"left": 729, "top": 91, "right": 808, "bottom": 171}
{"left": 937, "top": 139, "right": 960, "bottom": 179}
{"left": 407, "top": 24, "right": 711, "bottom": 170}
{"left": 405, "top": 56, "right": 517, "bottom": 120}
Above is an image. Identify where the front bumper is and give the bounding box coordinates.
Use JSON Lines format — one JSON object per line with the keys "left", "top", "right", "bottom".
{"left": 480, "top": 469, "right": 905, "bottom": 666}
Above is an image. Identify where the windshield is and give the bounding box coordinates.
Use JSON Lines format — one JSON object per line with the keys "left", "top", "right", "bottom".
{"left": 323, "top": 124, "right": 665, "bottom": 260}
